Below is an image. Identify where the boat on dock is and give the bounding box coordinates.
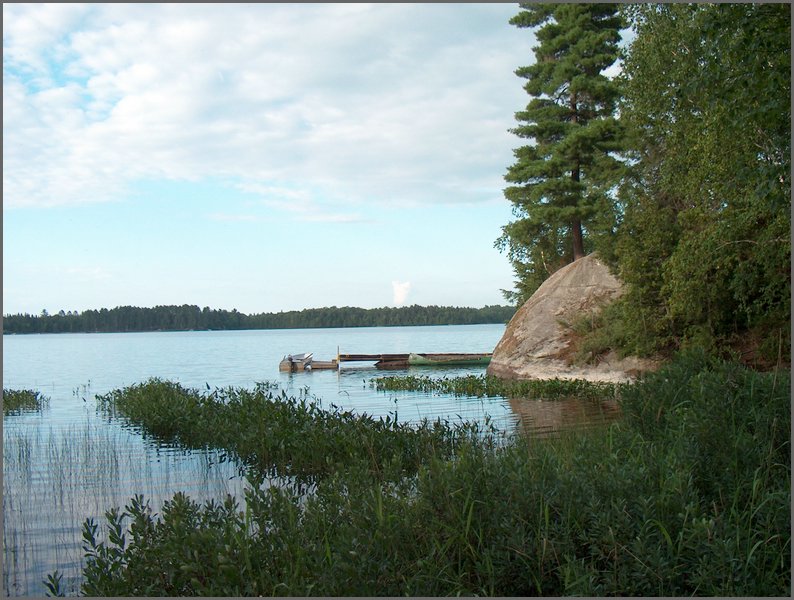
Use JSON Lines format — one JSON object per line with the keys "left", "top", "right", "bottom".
{"left": 279, "top": 351, "right": 492, "bottom": 371}
{"left": 279, "top": 353, "right": 340, "bottom": 372}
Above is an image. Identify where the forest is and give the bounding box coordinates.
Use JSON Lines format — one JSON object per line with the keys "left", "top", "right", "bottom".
{"left": 1, "top": 303, "right": 516, "bottom": 334}
{"left": 499, "top": 3, "right": 790, "bottom": 367}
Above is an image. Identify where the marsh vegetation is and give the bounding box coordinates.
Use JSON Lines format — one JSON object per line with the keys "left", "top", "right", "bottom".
{"left": 42, "top": 350, "right": 789, "bottom": 596}
{"left": 372, "top": 373, "right": 621, "bottom": 401}
{"left": 3, "top": 389, "right": 49, "bottom": 415}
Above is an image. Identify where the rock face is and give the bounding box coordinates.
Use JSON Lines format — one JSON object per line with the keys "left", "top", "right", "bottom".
{"left": 487, "top": 254, "right": 657, "bottom": 383}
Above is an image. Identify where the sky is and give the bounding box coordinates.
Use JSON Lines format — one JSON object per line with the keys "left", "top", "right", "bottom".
{"left": 4, "top": 3, "right": 544, "bottom": 316}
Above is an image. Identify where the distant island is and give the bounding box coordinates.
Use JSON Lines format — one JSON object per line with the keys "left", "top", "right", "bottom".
{"left": 2, "top": 304, "right": 517, "bottom": 334}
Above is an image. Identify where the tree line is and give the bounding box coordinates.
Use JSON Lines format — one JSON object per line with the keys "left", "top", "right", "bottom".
{"left": 500, "top": 3, "right": 790, "bottom": 363}
{"left": 2, "top": 304, "right": 516, "bottom": 334}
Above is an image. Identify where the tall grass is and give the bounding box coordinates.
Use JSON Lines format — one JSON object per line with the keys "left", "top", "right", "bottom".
{"left": 49, "top": 350, "right": 790, "bottom": 596}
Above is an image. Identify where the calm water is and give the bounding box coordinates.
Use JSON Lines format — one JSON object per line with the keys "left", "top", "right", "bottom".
{"left": 2, "top": 324, "right": 618, "bottom": 596}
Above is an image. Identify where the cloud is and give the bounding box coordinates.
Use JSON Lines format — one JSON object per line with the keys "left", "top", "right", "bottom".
{"left": 206, "top": 213, "right": 261, "bottom": 223}
{"left": 392, "top": 281, "right": 411, "bottom": 306}
{"left": 300, "top": 214, "right": 370, "bottom": 224}
{"left": 234, "top": 182, "right": 369, "bottom": 223}
{"left": 3, "top": 3, "right": 529, "bottom": 210}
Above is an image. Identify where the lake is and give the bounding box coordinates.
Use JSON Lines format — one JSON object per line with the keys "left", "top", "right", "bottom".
{"left": 2, "top": 324, "right": 618, "bottom": 596}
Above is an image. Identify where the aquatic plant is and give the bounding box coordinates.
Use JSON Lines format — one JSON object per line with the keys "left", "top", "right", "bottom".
{"left": 54, "top": 351, "right": 790, "bottom": 596}
{"left": 2, "top": 389, "right": 48, "bottom": 415}
{"left": 94, "top": 379, "right": 492, "bottom": 485}
{"left": 371, "top": 373, "right": 622, "bottom": 401}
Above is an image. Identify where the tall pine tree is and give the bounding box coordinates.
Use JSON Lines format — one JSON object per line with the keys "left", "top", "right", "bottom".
{"left": 497, "top": 3, "right": 624, "bottom": 304}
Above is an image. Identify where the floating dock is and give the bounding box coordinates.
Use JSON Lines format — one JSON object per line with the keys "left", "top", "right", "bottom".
{"left": 279, "top": 352, "right": 491, "bottom": 372}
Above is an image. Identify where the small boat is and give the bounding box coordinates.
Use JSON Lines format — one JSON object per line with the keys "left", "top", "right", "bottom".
{"left": 279, "top": 352, "right": 313, "bottom": 372}
{"left": 407, "top": 353, "right": 491, "bottom": 367}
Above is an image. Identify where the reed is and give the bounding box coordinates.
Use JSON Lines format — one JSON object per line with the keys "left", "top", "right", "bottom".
{"left": 3, "top": 420, "right": 242, "bottom": 597}
{"left": 50, "top": 350, "right": 790, "bottom": 596}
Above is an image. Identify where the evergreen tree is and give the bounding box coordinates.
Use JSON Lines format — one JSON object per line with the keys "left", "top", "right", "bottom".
{"left": 1, "top": 304, "right": 517, "bottom": 334}
{"left": 497, "top": 3, "right": 624, "bottom": 304}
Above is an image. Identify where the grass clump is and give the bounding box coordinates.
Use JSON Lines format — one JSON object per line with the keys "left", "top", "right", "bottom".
{"left": 3, "top": 389, "right": 48, "bottom": 415}
{"left": 54, "top": 350, "right": 790, "bottom": 596}
{"left": 372, "top": 373, "right": 621, "bottom": 400}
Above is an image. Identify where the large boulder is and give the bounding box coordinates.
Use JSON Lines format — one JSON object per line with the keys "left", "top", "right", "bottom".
{"left": 487, "top": 254, "right": 658, "bottom": 383}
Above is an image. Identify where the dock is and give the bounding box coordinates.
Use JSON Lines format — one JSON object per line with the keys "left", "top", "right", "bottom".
{"left": 279, "top": 352, "right": 491, "bottom": 372}
{"left": 339, "top": 353, "right": 410, "bottom": 369}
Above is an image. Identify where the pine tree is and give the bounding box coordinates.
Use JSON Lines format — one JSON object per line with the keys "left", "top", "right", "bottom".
{"left": 497, "top": 3, "right": 624, "bottom": 304}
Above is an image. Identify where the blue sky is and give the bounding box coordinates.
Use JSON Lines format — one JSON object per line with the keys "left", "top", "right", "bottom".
{"left": 4, "top": 3, "right": 544, "bottom": 315}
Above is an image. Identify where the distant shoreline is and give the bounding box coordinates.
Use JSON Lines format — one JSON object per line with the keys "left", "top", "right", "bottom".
{"left": 2, "top": 304, "right": 517, "bottom": 335}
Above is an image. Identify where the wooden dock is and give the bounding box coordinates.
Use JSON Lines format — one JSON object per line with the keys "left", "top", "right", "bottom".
{"left": 338, "top": 353, "right": 411, "bottom": 369}
{"left": 280, "top": 352, "right": 491, "bottom": 372}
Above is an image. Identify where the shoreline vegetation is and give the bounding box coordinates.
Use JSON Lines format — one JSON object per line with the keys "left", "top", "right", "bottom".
{"left": 2, "top": 389, "right": 49, "bottom": 415}
{"left": 1, "top": 304, "right": 516, "bottom": 335}
{"left": 34, "top": 350, "right": 789, "bottom": 596}
{"left": 372, "top": 373, "right": 622, "bottom": 401}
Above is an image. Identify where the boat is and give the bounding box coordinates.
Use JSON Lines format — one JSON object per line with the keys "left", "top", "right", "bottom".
{"left": 407, "top": 353, "right": 491, "bottom": 367}
{"left": 279, "top": 352, "right": 313, "bottom": 372}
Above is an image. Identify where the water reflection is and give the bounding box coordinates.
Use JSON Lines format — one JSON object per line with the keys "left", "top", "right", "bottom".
{"left": 509, "top": 396, "right": 621, "bottom": 438}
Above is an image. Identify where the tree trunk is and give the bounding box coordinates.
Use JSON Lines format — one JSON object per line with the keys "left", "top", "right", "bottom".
{"left": 571, "top": 165, "right": 585, "bottom": 259}
{"left": 572, "top": 218, "right": 585, "bottom": 260}
{"left": 570, "top": 92, "right": 585, "bottom": 260}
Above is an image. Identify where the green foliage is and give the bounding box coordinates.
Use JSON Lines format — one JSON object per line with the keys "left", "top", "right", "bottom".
{"left": 42, "top": 571, "right": 64, "bottom": 597}
{"left": 614, "top": 3, "right": 791, "bottom": 359}
{"left": 567, "top": 296, "right": 671, "bottom": 361}
{"left": 95, "top": 379, "right": 482, "bottom": 484}
{"left": 3, "top": 388, "right": 48, "bottom": 415}
{"left": 373, "top": 373, "right": 621, "bottom": 402}
{"left": 61, "top": 352, "right": 790, "bottom": 595}
{"left": 2, "top": 303, "right": 517, "bottom": 334}
{"left": 498, "top": 3, "right": 625, "bottom": 303}
{"left": 75, "top": 492, "right": 266, "bottom": 596}
{"left": 501, "top": 4, "right": 790, "bottom": 359}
